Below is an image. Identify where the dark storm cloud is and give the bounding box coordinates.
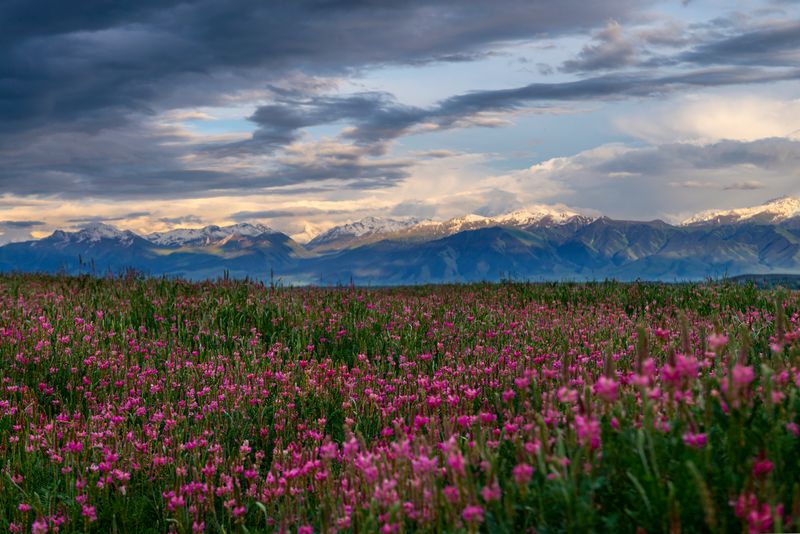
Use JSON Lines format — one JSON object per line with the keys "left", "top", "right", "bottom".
{"left": 678, "top": 21, "right": 800, "bottom": 67}
{"left": 0, "top": 0, "right": 655, "bottom": 200}
{"left": 0, "top": 0, "right": 647, "bottom": 136}
{"left": 3, "top": 59, "right": 797, "bottom": 201}
{"left": 561, "top": 22, "right": 637, "bottom": 73}
{"left": 66, "top": 211, "right": 151, "bottom": 224}
{"left": 2, "top": 0, "right": 798, "bottom": 204}
{"left": 245, "top": 66, "right": 800, "bottom": 154}
{"left": 0, "top": 220, "right": 45, "bottom": 228}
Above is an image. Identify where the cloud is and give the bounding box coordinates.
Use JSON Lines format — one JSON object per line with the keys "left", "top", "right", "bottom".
{"left": 1, "top": 0, "right": 798, "bottom": 230}
{"left": 0, "top": 220, "right": 47, "bottom": 245}
{"left": 390, "top": 200, "right": 439, "bottom": 219}
{"left": 242, "top": 65, "right": 800, "bottom": 159}
{"left": 67, "top": 211, "right": 151, "bottom": 224}
{"left": 0, "top": 0, "right": 647, "bottom": 138}
{"left": 561, "top": 21, "right": 637, "bottom": 73}
{"left": 724, "top": 180, "right": 766, "bottom": 190}
{"left": 496, "top": 138, "right": 800, "bottom": 220}
{"left": 0, "top": 220, "right": 45, "bottom": 228}
{"left": 679, "top": 20, "right": 800, "bottom": 67}
{"left": 229, "top": 207, "right": 349, "bottom": 221}
{"left": 616, "top": 94, "right": 800, "bottom": 143}
{"left": 158, "top": 215, "right": 204, "bottom": 225}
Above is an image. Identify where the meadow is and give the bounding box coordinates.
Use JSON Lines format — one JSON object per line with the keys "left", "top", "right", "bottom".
{"left": 0, "top": 274, "right": 798, "bottom": 533}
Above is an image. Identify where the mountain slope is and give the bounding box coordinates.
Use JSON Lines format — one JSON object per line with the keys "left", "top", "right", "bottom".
{"left": 682, "top": 196, "right": 800, "bottom": 226}
{"left": 3, "top": 200, "right": 800, "bottom": 283}
{"left": 147, "top": 223, "right": 276, "bottom": 247}
{"left": 306, "top": 217, "right": 421, "bottom": 252}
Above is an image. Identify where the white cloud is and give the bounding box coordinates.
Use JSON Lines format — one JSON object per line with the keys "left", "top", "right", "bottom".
{"left": 616, "top": 94, "right": 800, "bottom": 143}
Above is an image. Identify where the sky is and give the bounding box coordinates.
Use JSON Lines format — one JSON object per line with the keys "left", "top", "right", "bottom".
{"left": 1, "top": 0, "right": 799, "bottom": 244}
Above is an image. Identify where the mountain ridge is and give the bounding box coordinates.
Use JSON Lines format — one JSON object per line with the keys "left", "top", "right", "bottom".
{"left": 3, "top": 198, "right": 800, "bottom": 283}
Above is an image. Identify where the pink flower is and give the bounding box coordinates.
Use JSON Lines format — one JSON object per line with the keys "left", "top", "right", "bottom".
{"left": 707, "top": 333, "right": 729, "bottom": 350}
{"left": 462, "top": 505, "right": 484, "bottom": 524}
{"left": 298, "top": 526, "right": 314, "bottom": 534}
{"left": 575, "top": 415, "right": 601, "bottom": 449}
{"left": 752, "top": 455, "right": 774, "bottom": 478}
{"left": 594, "top": 376, "right": 619, "bottom": 402}
{"left": 443, "top": 485, "right": 460, "bottom": 504}
{"left": 447, "top": 451, "right": 466, "bottom": 476}
{"left": 732, "top": 364, "right": 755, "bottom": 388}
{"left": 81, "top": 504, "right": 97, "bottom": 522}
{"left": 480, "top": 481, "right": 502, "bottom": 502}
{"left": 682, "top": 432, "right": 707, "bottom": 449}
{"left": 32, "top": 518, "right": 48, "bottom": 534}
{"left": 17, "top": 503, "right": 31, "bottom": 513}
{"left": 512, "top": 462, "right": 534, "bottom": 485}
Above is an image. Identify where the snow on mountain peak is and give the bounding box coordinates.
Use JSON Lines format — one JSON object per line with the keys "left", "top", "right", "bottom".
{"left": 682, "top": 196, "right": 800, "bottom": 226}
{"left": 147, "top": 223, "right": 275, "bottom": 247}
{"left": 492, "top": 204, "right": 585, "bottom": 226}
{"left": 51, "top": 222, "right": 137, "bottom": 245}
{"left": 309, "top": 216, "right": 421, "bottom": 245}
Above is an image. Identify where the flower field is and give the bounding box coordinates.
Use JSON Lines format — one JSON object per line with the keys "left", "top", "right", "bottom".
{"left": 1, "top": 274, "right": 799, "bottom": 533}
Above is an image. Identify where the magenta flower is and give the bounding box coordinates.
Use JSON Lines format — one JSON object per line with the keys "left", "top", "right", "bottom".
{"left": 594, "top": 376, "right": 619, "bottom": 402}
{"left": 480, "top": 481, "right": 502, "bottom": 502}
{"left": 682, "top": 432, "right": 708, "bottom": 449}
{"left": 707, "top": 333, "right": 729, "bottom": 350}
{"left": 81, "top": 504, "right": 97, "bottom": 522}
{"left": 752, "top": 455, "right": 774, "bottom": 478}
{"left": 512, "top": 462, "right": 535, "bottom": 485}
{"left": 443, "top": 485, "right": 460, "bottom": 504}
{"left": 447, "top": 451, "right": 466, "bottom": 476}
{"left": 462, "top": 505, "right": 485, "bottom": 524}
{"left": 732, "top": 364, "right": 755, "bottom": 388}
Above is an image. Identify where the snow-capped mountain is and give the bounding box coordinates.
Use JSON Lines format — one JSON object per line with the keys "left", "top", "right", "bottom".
{"left": 400, "top": 205, "right": 594, "bottom": 240}
{"left": 306, "top": 205, "right": 595, "bottom": 251}
{"left": 4, "top": 201, "right": 800, "bottom": 282}
{"left": 682, "top": 196, "right": 800, "bottom": 226}
{"left": 47, "top": 222, "right": 139, "bottom": 247}
{"left": 492, "top": 204, "right": 591, "bottom": 227}
{"left": 147, "top": 223, "right": 275, "bottom": 247}
{"left": 306, "top": 217, "right": 422, "bottom": 251}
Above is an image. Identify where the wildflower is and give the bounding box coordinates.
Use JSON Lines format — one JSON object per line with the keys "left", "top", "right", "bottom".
{"left": 81, "top": 504, "right": 97, "bottom": 522}
{"left": 752, "top": 454, "right": 774, "bottom": 478}
{"left": 594, "top": 376, "right": 618, "bottom": 402}
{"left": 447, "top": 451, "right": 466, "bottom": 476}
{"left": 32, "top": 518, "right": 48, "bottom": 534}
{"left": 480, "top": 481, "right": 502, "bottom": 502}
{"left": 707, "top": 333, "right": 728, "bottom": 350}
{"left": 443, "top": 485, "right": 460, "bottom": 504}
{"left": 512, "top": 463, "right": 534, "bottom": 485}
{"left": 575, "top": 415, "right": 601, "bottom": 449}
{"left": 462, "top": 505, "right": 484, "bottom": 524}
{"left": 298, "top": 526, "right": 314, "bottom": 534}
{"left": 732, "top": 364, "right": 755, "bottom": 388}
{"left": 682, "top": 432, "right": 708, "bottom": 449}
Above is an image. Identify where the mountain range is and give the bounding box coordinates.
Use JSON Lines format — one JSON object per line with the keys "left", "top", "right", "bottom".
{"left": 2, "top": 197, "right": 800, "bottom": 284}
